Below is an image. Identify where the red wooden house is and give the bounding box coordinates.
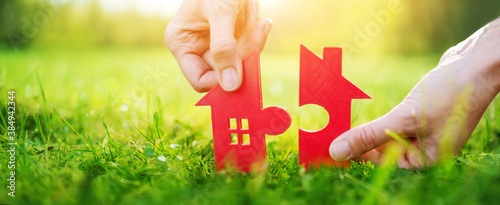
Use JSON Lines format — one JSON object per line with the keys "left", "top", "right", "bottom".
{"left": 196, "top": 50, "right": 291, "bottom": 172}
{"left": 299, "top": 44, "right": 370, "bottom": 169}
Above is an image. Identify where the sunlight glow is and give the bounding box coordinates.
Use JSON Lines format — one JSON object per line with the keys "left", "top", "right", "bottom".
{"left": 99, "top": 0, "right": 183, "bottom": 18}
{"left": 97, "top": 0, "right": 284, "bottom": 18}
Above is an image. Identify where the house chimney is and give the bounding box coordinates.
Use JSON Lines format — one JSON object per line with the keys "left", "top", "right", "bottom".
{"left": 322, "top": 47, "right": 342, "bottom": 76}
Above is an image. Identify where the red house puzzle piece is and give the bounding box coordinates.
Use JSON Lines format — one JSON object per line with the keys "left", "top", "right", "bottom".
{"left": 299, "top": 44, "right": 370, "bottom": 169}
{"left": 196, "top": 50, "right": 291, "bottom": 173}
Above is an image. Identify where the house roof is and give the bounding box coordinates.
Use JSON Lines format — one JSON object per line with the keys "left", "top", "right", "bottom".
{"left": 195, "top": 50, "right": 262, "bottom": 111}
{"left": 299, "top": 44, "right": 370, "bottom": 106}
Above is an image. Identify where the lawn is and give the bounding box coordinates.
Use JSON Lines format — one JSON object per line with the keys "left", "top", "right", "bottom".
{"left": 1, "top": 47, "right": 500, "bottom": 205}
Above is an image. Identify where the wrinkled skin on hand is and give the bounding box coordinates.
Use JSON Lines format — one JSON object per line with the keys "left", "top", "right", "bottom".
{"left": 330, "top": 18, "right": 500, "bottom": 169}
{"left": 165, "top": 0, "right": 273, "bottom": 92}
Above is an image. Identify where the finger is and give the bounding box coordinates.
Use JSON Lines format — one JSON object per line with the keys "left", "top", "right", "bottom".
{"left": 209, "top": 2, "right": 244, "bottom": 91}
{"left": 246, "top": 0, "right": 260, "bottom": 28}
{"left": 234, "top": 1, "right": 248, "bottom": 38}
{"left": 360, "top": 149, "right": 383, "bottom": 163}
{"left": 405, "top": 147, "right": 425, "bottom": 169}
{"left": 411, "top": 138, "right": 439, "bottom": 167}
{"left": 386, "top": 145, "right": 416, "bottom": 169}
{"left": 233, "top": 0, "right": 256, "bottom": 40}
{"left": 397, "top": 154, "right": 412, "bottom": 169}
{"left": 238, "top": 18, "right": 273, "bottom": 57}
{"left": 237, "top": 0, "right": 268, "bottom": 49}
{"left": 177, "top": 53, "right": 218, "bottom": 93}
{"left": 329, "top": 105, "right": 413, "bottom": 162}
{"left": 360, "top": 139, "right": 431, "bottom": 169}
{"left": 360, "top": 143, "right": 424, "bottom": 169}
{"left": 202, "top": 50, "right": 214, "bottom": 68}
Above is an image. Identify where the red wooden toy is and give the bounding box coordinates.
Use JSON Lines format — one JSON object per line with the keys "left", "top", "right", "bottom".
{"left": 299, "top": 44, "right": 370, "bottom": 169}
{"left": 196, "top": 50, "right": 291, "bottom": 172}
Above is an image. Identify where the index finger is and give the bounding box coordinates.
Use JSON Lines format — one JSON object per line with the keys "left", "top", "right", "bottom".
{"left": 177, "top": 53, "right": 218, "bottom": 93}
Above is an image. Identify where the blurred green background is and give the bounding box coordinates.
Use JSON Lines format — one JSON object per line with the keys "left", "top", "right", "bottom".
{"left": 2, "top": 0, "right": 500, "bottom": 53}
{"left": 2, "top": 0, "right": 500, "bottom": 137}
{"left": 2, "top": 0, "right": 500, "bottom": 204}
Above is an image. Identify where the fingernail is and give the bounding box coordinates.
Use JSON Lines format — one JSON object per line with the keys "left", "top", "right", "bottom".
{"left": 264, "top": 19, "right": 273, "bottom": 34}
{"left": 221, "top": 67, "right": 239, "bottom": 91}
{"left": 329, "top": 140, "right": 351, "bottom": 161}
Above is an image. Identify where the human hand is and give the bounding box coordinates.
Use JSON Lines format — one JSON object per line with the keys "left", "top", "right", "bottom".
{"left": 165, "top": 0, "right": 273, "bottom": 92}
{"left": 329, "top": 18, "right": 500, "bottom": 169}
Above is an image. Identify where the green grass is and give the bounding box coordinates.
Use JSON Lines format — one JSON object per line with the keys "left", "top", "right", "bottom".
{"left": 1, "top": 47, "right": 500, "bottom": 205}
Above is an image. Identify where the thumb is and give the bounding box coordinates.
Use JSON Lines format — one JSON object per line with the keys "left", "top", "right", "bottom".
{"left": 329, "top": 107, "right": 411, "bottom": 161}
{"left": 209, "top": 8, "right": 242, "bottom": 92}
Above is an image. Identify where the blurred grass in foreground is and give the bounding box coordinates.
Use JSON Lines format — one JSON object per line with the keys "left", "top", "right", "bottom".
{"left": 1, "top": 47, "right": 500, "bottom": 204}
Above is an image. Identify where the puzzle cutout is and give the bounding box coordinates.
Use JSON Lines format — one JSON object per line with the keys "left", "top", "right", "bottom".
{"left": 196, "top": 44, "right": 370, "bottom": 172}
{"left": 196, "top": 50, "right": 291, "bottom": 172}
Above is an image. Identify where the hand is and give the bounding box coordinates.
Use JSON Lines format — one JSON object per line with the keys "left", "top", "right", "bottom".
{"left": 165, "top": 0, "right": 273, "bottom": 92}
{"left": 329, "top": 18, "right": 500, "bottom": 169}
